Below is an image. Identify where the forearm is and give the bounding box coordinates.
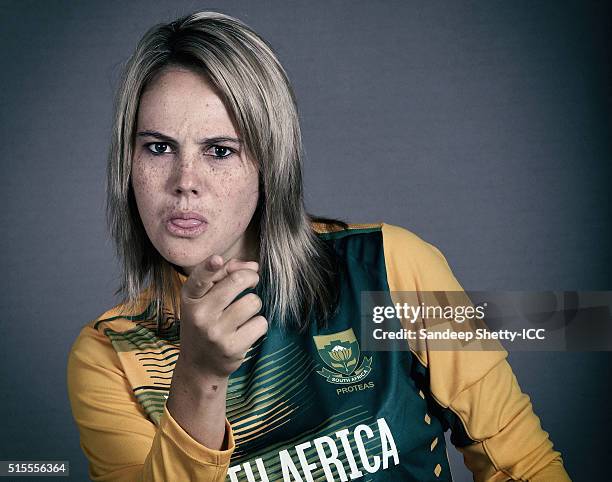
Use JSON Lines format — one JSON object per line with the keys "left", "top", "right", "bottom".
{"left": 529, "top": 458, "right": 571, "bottom": 482}
{"left": 68, "top": 325, "right": 235, "bottom": 482}
{"left": 166, "top": 355, "right": 230, "bottom": 450}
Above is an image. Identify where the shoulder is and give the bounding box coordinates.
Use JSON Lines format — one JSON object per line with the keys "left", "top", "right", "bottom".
{"left": 66, "top": 307, "right": 130, "bottom": 394}
{"left": 381, "top": 223, "right": 463, "bottom": 291}
{"left": 68, "top": 294, "right": 154, "bottom": 365}
{"left": 312, "top": 220, "right": 440, "bottom": 254}
{"left": 312, "top": 221, "right": 385, "bottom": 267}
{"left": 312, "top": 220, "right": 461, "bottom": 291}
{"left": 312, "top": 220, "right": 382, "bottom": 237}
{"left": 311, "top": 220, "right": 447, "bottom": 264}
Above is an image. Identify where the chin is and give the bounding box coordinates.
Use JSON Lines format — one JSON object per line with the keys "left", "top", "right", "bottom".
{"left": 170, "top": 255, "right": 204, "bottom": 271}
{"left": 159, "top": 246, "right": 206, "bottom": 272}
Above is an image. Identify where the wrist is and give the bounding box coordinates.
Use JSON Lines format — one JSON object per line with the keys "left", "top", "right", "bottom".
{"left": 171, "top": 355, "right": 229, "bottom": 398}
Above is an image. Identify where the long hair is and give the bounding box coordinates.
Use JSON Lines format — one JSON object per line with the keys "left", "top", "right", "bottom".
{"left": 107, "top": 11, "right": 346, "bottom": 333}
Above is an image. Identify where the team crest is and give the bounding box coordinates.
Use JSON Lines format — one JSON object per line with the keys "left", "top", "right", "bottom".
{"left": 313, "top": 328, "right": 372, "bottom": 385}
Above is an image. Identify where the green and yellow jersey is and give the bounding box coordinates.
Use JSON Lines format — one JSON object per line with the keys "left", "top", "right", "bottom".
{"left": 67, "top": 222, "right": 571, "bottom": 481}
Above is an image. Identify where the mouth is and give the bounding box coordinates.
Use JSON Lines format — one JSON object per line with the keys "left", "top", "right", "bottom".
{"left": 165, "top": 211, "right": 208, "bottom": 238}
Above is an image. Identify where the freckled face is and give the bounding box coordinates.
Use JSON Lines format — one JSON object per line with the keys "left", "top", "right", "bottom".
{"left": 131, "top": 67, "right": 260, "bottom": 274}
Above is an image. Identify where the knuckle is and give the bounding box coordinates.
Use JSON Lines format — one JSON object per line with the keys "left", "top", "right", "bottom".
{"left": 191, "top": 308, "right": 209, "bottom": 329}
{"left": 194, "top": 279, "right": 208, "bottom": 291}
{"left": 181, "top": 282, "right": 210, "bottom": 304}
{"left": 219, "top": 339, "right": 236, "bottom": 358}
{"left": 181, "top": 303, "right": 210, "bottom": 326}
{"left": 229, "top": 271, "right": 244, "bottom": 285}
{"left": 207, "top": 325, "right": 222, "bottom": 343}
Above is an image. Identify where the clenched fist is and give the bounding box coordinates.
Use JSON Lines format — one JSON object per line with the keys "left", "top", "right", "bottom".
{"left": 178, "top": 254, "right": 268, "bottom": 379}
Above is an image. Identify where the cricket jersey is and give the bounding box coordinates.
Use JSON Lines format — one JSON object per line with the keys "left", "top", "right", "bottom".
{"left": 67, "top": 222, "right": 571, "bottom": 481}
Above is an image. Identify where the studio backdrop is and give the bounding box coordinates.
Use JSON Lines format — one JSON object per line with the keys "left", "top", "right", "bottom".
{"left": 0, "top": 1, "right": 610, "bottom": 480}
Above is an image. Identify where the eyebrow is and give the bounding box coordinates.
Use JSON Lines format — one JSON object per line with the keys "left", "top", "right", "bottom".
{"left": 136, "top": 130, "right": 242, "bottom": 145}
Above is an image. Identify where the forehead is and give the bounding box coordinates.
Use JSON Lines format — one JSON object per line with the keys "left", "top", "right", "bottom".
{"left": 137, "top": 67, "right": 236, "bottom": 134}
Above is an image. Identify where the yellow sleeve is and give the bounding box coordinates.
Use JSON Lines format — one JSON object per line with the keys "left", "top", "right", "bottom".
{"left": 381, "top": 223, "right": 572, "bottom": 482}
{"left": 66, "top": 324, "right": 234, "bottom": 481}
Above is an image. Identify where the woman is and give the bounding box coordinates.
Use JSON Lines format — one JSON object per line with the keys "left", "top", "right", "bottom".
{"left": 67, "top": 11, "right": 571, "bottom": 481}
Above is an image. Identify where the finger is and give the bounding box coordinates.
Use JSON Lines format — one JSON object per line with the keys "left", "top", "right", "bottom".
{"left": 182, "top": 257, "right": 259, "bottom": 301}
{"left": 207, "top": 259, "right": 258, "bottom": 286}
{"left": 182, "top": 254, "right": 227, "bottom": 300}
{"left": 233, "top": 315, "right": 268, "bottom": 352}
{"left": 205, "top": 268, "right": 260, "bottom": 312}
{"left": 221, "top": 293, "right": 263, "bottom": 330}
{"left": 225, "top": 258, "right": 259, "bottom": 274}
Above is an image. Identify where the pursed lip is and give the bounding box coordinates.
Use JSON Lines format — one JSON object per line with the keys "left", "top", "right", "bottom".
{"left": 165, "top": 211, "right": 208, "bottom": 223}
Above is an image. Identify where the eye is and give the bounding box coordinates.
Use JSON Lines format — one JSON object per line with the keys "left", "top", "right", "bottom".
{"left": 145, "top": 142, "right": 173, "bottom": 155}
{"left": 207, "top": 145, "right": 235, "bottom": 159}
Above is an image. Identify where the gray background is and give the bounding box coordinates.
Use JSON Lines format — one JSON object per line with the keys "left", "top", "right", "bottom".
{"left": 1, "top": 1, "right": 610, "bottom": 480}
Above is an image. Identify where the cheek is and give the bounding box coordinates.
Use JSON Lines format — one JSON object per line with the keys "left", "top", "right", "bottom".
{"left": 131, "top": 162, "right": 162, "bottom": 221}
{"left": 132, "top": 158, "right": 158, "bottom": 190}
{"left": 220, "top": 171, "right": 259, "bottom": 227}
{"left": 131, "top": 159, "right": 146, "bottom": 194}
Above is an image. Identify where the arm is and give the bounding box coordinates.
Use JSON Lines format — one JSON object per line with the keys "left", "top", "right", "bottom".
{"left": 67, "top": 257, "right": 264, "bottom": 481}
{"left": 381, "top": 223, "right": 571, "bottom": 482}
{"left": 445, "top": 358, "right": 571, "bottom": 482}
{"left": 66, "top": 324, "right": 234, "bottom": 481}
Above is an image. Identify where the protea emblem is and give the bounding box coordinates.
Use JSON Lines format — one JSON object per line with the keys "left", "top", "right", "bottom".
{"left": 313, "top": 328, "right": 372, "bottom": 384}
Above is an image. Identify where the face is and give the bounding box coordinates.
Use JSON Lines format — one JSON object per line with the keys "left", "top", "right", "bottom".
{"left": 131, "top": 67, "right": 260, "bottom": 275}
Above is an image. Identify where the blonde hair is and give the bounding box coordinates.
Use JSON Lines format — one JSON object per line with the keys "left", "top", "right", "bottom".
{"left": 107, "top": 11, "right": 345, "bottom": 332}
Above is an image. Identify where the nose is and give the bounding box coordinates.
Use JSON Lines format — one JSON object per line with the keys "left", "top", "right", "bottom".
{"left": 171, "top": 153, "right": 202, "bottom": 197}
